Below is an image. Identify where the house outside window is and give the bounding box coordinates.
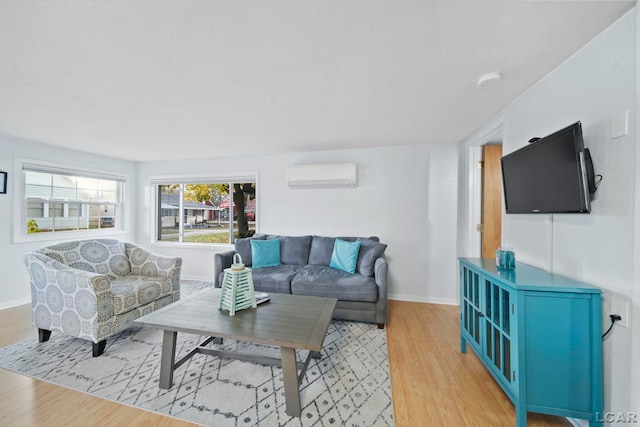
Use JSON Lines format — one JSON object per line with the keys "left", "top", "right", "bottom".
{"left": 21, "top": 163, "right": 125, "bottom": 237}
{"left": 154, "top": 178, "right": 257, "bottom": 245}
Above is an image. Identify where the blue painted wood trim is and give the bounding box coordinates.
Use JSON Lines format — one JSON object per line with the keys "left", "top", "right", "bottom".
{"left": 459, "top": 258, "right": 603, "bottom": 294}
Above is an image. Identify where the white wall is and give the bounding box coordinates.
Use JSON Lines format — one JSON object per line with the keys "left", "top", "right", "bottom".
{"left": 136, "top": 143, "right": 460, "bottom": 304}
{"left": 490, "top": 10, "right": 636, "bottom": 420}
{"left": 0, "top": 134, "right": 137, "bottom": 308}
{"left": 630, "top": 3, "right": 640, "bottom": 417}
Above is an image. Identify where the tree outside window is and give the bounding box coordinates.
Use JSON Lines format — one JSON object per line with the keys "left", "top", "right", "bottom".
{"left": 156, "top": 181, "right": 256, "bottom": 244}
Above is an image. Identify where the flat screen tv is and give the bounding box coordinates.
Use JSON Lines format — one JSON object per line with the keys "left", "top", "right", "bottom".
{"left": 501, "top": 121, "right": 595, "bottom": 214}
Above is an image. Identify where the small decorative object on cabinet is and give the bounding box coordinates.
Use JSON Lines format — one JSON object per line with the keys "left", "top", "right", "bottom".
{"left": 459, "top": 258, "right": 603, "bottom": 426}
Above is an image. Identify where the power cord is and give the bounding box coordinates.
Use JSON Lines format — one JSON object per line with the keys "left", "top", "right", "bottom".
{"left": 602, "top": 314, "right": 622, "bottom": 338}
{"left": 594, "top": 174, "right": 603, "bottom": 190}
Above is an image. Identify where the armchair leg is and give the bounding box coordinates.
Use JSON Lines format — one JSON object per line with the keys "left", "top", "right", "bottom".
{"left": 377, "top": 323, "right": 385, "bottom": 329}
{"left": 92, "top": 340, "right": 106, "bottom": 357}
{"left": 38, "top": 329, "right": 52, "bottom": 342}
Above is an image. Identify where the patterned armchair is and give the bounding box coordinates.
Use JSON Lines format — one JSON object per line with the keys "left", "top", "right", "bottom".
{"left": 23, "top": 239, "right": 182, "bottom": 356}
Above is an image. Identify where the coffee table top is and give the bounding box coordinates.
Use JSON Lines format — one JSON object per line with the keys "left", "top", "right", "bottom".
{"left": 135, "top": 287, "right": 337, "bottom": 351}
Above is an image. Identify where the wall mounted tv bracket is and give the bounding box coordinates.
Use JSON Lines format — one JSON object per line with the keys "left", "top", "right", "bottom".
{"left": 528, "top": 136, "right": 598, "bottom": 194}
{"left": 583, "top": 148, "right": 597, "bottom": 194}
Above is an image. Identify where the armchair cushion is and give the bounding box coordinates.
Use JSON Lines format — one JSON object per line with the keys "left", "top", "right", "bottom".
{"left": 36, "top": 239, "right": 131, "bottom": 279}
{"left": 111, "top": 276, "right": 173, "bottom": 315}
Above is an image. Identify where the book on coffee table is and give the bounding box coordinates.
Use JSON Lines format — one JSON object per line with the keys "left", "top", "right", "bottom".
{"left": 255, "top": 293, "right": 270, "bottom": 305}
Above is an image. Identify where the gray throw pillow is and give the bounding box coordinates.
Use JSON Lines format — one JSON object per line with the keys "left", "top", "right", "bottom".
{"left": 308, "top": 236, "right": 337, "bottom": 266}
{"left": 267, "top": 235, "right": 312, "bottom": 265}
{"left": 356, "top": 238, "right": 387, "bottom": 276}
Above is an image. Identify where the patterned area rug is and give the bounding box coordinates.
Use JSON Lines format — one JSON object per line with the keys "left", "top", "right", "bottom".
{"left": 0, "top": 281, "right": 394, "bottom": 426}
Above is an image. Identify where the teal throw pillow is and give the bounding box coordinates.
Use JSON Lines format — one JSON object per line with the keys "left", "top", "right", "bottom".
{"left": 251, "top": 239, "right": 281, "bottom": 268}
{"left": 329, "top": 238, "right": 362, "bottom": 274}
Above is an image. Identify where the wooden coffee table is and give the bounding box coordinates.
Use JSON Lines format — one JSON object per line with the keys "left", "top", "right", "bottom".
{"left": 134, "top": 287, "right": 337, "bottom": 417}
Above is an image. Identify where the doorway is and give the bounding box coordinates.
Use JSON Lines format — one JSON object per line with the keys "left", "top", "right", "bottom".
{"left": 481, "top": 144, "right": 503, "bottom": 259}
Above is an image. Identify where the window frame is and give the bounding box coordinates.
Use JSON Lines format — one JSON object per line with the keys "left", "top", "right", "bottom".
{"left": 149, "top": 172, "right": 259, "bottom": 248}
{"left": 13, "top": 158, "right": 129, "bottom": 244}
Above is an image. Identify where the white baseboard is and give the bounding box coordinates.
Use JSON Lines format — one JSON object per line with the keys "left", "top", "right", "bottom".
{"left": 0, "top": 297, "right": 31, "bottom": 311}
{"left": 388, "top": 293, "right": 458, "bottom": 306}
{"left": 180, "top": 275, "right": 214, "bottom": 282}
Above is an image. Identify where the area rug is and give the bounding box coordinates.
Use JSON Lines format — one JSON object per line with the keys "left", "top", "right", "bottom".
{"left": 0, "top": 281, "right": 394, "bottom": 426}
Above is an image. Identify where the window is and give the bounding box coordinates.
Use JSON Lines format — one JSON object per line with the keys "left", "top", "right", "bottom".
{"left": 154, "top": 179, "right": 257, "bottom": 245}
{"left": 22, "top": 163, "right": 125, "bottom": 236}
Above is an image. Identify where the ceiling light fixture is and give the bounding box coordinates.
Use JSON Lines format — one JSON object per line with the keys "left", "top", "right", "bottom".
{"left": 477, "top": 72, "right": 502, "bottom": 88}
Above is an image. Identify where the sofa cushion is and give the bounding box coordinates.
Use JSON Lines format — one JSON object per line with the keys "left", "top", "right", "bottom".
{"left": 111, "top": 275, "right": 173, "bottom": 315}
{"left": 291, "top": 265, "right": 378, "bottom": 302}
{"left": 37, "top": 239, "right": 131, "bottom": 280}
{"left": 308, "top": 236, "right": 336, "bottom": 266}
{"left": 266, "top": 235, "right": 312, "bottom": 265}
{"left": 234, "top": 235, "right": 266, "bottom": 266}
{"left": 250, "top": 265, "right": 301, "bottom": 294}
{"left": 330, "top": 239, "right": 361, "bottom": 274}
{"left": 356, "top": 239, "right": 388, "bottom": 277}
{"left": 251, "top": 239, "right": 281, "bottom": 268}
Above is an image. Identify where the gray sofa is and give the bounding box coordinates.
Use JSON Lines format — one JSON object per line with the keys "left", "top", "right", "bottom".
{"left": 213, "top": 234, "right": 388, "bottom": 328}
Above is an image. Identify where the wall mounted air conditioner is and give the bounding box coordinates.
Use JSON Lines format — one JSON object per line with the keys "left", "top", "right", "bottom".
{"left": 286, "top": 163, "right": 358, "bottom": 188}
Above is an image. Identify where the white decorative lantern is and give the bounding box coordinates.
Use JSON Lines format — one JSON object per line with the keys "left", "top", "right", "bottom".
{"left": 218, "top": 254, "right": 257, "bottom": 315}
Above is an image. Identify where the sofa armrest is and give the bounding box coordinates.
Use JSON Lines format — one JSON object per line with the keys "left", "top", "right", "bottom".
{"left": 214, "top": 250, "right": 235, "bottom": 288}
{"left": 374, "top": 255, "right": 388, "bottom": 326}
{"left": 24, "top": 252, "right": 114, "bottom": 335}
{"left": 124, "top": 243, "right": 183, "bottom": 293}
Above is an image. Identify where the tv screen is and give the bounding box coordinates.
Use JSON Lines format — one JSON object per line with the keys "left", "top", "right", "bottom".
{"left": 501, "top": 121, "right": 593, "bottom": 214}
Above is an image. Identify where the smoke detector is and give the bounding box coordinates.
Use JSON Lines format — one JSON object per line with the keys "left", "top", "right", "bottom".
{"left": 477, "top": 72, "right": 502, "bottom": 88}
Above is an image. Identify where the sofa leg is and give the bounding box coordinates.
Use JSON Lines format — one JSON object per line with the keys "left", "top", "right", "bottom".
{"left": 38, "top": 329, "right": 52, "bottom": 342}
{"left": 92, "top": 340, "right": 106, "bottom": 357}
{"left": 377, "top": 323, "right": 385, "bottom": 329}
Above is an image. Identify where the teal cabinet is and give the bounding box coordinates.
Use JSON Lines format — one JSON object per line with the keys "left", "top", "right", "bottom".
{"left": 459, "top": 258, "right": 603, "bottom": 426}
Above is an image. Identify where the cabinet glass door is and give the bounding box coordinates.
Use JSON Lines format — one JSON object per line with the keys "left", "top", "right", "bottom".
{"left": 482, "top": 280, "right": 515, "bottom": 388}
{"left": 461, "top": 267, "right": 482, "bottom": 348}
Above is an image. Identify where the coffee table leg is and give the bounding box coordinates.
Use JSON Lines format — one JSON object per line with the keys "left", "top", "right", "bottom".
{"left": 160, "top": 330, "right": 177, "bottom": 389}
{"left": 281, "top": 347, "right": 301, "bottom": 417}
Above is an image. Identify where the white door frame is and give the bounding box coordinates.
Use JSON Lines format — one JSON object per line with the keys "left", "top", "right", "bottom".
{"left": 461, "top": 114, "right": 504, "bottom": 258}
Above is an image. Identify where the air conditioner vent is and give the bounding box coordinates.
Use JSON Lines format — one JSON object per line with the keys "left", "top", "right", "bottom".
{"left": 286, "top": 163, "right": 357, "bottom": 188}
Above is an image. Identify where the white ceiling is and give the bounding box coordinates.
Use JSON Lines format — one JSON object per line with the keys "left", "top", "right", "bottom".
{"left": 0, "top": 1, "right": 635, "bottom": 162}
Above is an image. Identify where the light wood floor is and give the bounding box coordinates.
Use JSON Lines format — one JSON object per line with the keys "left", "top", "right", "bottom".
{"left": 0, "top": 296, "right": 571, "bottom": 426}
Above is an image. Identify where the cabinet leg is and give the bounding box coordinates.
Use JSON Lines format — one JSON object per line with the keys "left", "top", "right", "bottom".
{"left": 460, "top": 335, "right": 467, "bottom": 354}
{"left": 515, "top": 404, "right": 526, "bottom": 427}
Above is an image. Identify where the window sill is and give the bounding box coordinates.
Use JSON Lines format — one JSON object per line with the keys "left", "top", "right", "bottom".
{"left": 13, "top": 229, "right": 128, "bottom": 245}
{"left": 149, "top": 241, "right": 234, "bottom": 250}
